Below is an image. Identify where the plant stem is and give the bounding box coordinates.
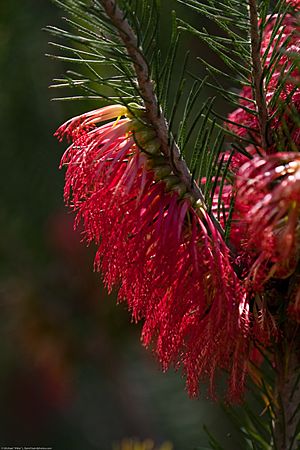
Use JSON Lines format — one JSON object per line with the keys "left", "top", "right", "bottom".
{"left": 100, "top": 0, "right": 231, "bottom": 233}
{"left": 273, "top": 341, "right": 300, "bottom": 450}
{"left": 100, "top": 0, "right": 206, "bottom": 202}
{"left": 248, "top": 0, "right": 270, "bottom": 149}
{"left": 100, "top": 0, "right": 231, "bottom": 244}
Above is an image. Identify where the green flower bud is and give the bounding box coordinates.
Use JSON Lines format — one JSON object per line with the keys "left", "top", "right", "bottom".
{"left": 148, "top": 155, "right": 167, "bottom": 166}
{"left": 134, "top": 129, "right": 156, "bottom": 144}
{"left": 164, "top": 175, "right": 180, "bottom": 190}
{"left": 130, "top": 118, "right": 146, "bottom": 132}
{"left": 134, "top": 131, "right": 161, "bottom": 155}
{"left": 153, "top": 164, "right": 172, "bottom": 179}
{"left": 171, "top": 182, "right": 187, "bottom": 197}
{"left": 126, "top": 102, "right": 145, "bottom": 119}
{"left": 143, "top": 138, "right": 161, "bottom": 154}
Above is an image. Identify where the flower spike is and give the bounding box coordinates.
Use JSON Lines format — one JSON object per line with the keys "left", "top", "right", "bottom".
{"left": 56, "top": 104, "right": 250, "bottom": 400}
{"left": 235, "top": 153, "right": 300, "bottom": 288}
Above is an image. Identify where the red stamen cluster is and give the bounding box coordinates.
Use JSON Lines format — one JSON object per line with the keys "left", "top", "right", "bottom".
{"left": 55, "top": 2, "right": 300, "bottom": 400}
{"left": 56, "top": 106, "right": 249, "bottom": 400}
{"left": 287, "top": 0, "right": 300, "bottom": 9}
{"left": 236, "top": 154, "right": 300, "bottom": 284}
{"left": 225, "top": 5, "right": 300, "bottom": 325}
{"left": 223, "top": 9, "right": 300, "bottom": 272}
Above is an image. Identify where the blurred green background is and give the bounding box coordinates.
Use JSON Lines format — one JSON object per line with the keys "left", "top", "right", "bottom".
{"left": 0, "top": 1, "right": 240, "bottom": 449}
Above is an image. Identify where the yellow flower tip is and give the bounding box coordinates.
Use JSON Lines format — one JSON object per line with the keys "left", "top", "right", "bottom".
{"left": 84, "top": 104, "right": 128, "bottom": 126}
{"left": 125, "top": 102, "right": 145, "bottom": 119}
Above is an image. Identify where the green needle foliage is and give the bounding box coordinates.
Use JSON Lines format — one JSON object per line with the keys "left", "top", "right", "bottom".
{"left": 47, "top": 0, "right": 238, "bottom": 236}
{"left": 48, "top": 1, "right": 300, "bottom": 448}
{"left": 47, "top": 0, "right": 300, "bottom": 233}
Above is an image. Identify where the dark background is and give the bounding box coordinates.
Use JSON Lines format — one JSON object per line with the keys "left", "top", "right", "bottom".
{"left": 0, "top": 1, "right": 240, "bottom": 449}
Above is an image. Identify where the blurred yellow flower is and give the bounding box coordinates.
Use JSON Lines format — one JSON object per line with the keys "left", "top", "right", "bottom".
{"left": 113, "top": 438, "right": 173, "bottom": 450}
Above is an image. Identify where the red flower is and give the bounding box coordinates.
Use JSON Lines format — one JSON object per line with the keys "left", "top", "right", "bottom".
{"left": 223, "top": 10, "right": 300, "bottom": 290}
{"left": 235, "top": 153, "right": 300, "bottom": 286}
{"left": 228, "top": 14, "right": 300, "bottom": 150}
{"left": 56, "top": 105, "right": 250, "bottom": 400}
{"left": 286, "top": 0, "right": 300, "bottom": 10}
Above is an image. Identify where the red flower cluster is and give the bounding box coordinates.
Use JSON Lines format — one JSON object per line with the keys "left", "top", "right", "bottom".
{"left": 55, "top": 4, "right": 300, "bottom": 400}
{"left": 228, "top": 13, "right": 300, "bottom": 149}
{"left": 225, "top": 8, "right": 300, "bottom": 320}
{"left": 236, "top": 154, "right": 300, "bottom": 283}
{"left": 56, "top": 105, "right": 249, "bottom": 399}
{"left": 287, "top": 0, "right": 300, "bottom": 9}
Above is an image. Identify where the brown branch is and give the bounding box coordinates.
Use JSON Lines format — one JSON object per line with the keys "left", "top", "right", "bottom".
{"left": 99, "top": 0, "right": 230, "bottom": 242}
{"left": 248, "top": 0, "right": 270, "bottom": 150}
{"left": 99, "top": 1, "right": 211, "bottom": 207}
{"left": 273, "top": 341, "right": 300, "bottom": 450}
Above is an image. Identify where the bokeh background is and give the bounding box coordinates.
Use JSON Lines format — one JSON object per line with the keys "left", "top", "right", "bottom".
{"left": 0, "top": 1, "right": 242, "bottom": 449}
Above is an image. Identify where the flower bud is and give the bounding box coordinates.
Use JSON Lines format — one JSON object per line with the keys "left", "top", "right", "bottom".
{"left": 164, "top": 175, "right": 180, "bottom": 190}
{"left": 153, "top": 164, "right": 172, "bottom": 179}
